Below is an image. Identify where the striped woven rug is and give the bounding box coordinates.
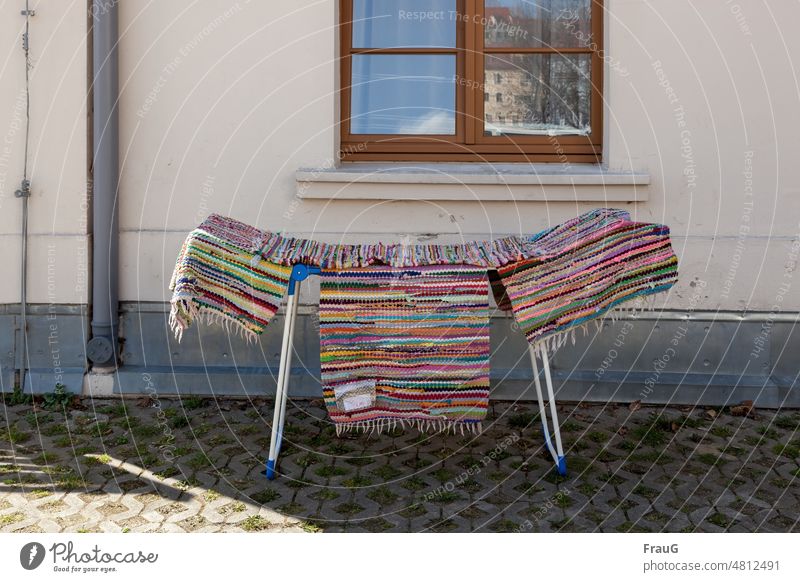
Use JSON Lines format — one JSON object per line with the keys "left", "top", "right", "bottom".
{"left": 319, "top": 265, "right": 491, "bottom": 433}
{"left": 169, "top": 209, "right": 678, "bottom": 433}
{"left": 169, "top": 215, "right": 292, "bottom": 340}
{"left": 494, "top": 214, "right": 679, "bottom": 351}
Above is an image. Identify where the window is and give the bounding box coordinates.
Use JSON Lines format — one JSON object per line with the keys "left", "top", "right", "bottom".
{"left": 339, "top": 0, "right": 603, "bottom": 162}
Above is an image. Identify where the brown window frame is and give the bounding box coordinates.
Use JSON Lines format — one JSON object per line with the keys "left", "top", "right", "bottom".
{"left": 339, "top": 0, "right": 604, "bottom": 163}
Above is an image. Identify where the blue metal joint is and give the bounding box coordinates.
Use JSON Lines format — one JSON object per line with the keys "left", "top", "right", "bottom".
{"left": 288, "top": 264, "right": 321, "bottom": 295}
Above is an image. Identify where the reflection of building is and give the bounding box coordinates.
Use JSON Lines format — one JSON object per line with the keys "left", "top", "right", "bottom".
{"left": 485, "top": 1, "right": 591, "bottom": 48}
{"left": 484, "top": 55, "right": 591, "bottom": 135}
{"left": 483, "top": 2, "right": 591, "bottom": 135}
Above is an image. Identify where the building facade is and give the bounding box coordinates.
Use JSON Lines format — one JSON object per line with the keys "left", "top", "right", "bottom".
{"left": 0, "top": 1, "right": 798, "bottom": 406}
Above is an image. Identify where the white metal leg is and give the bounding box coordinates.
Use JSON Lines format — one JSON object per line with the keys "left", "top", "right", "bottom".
{"left": 264, "top": 265, "right": 319, "bottom": 480}
{"left": 276, "top": 280, "right": 300, "bottom": 457}
{"left": 265, "top": 282, "right": 300, "bottom": 480}
{"left": 265, "top": 264, "right": 565, "bottom": 481}
{"left": 529, "top": 344, "right": 567, "bottom": 476}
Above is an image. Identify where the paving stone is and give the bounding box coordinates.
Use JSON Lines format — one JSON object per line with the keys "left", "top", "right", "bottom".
{"left": 1, "top": 399, "right": 798, "bottom": 532}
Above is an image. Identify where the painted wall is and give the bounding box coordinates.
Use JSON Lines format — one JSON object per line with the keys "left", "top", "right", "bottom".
{"left": 1, "top": 0, "right": 799, "bottom": 320}
{"left": 113, "top": 0, "right": 800, "bottom": 315}
{"left": 0, "top": 1, "right": 89, "bottom": 305}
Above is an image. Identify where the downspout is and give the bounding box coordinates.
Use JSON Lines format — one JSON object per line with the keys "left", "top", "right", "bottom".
{"left": 86, "top": 0, "right": 120, "bottom": 369}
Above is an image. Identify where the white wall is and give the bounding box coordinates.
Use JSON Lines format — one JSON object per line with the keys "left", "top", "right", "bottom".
{"left": 0, "top": 1, "right": 88, "bottom": 304}
{"left": 1, "top": 0, "right": 799, "bottom": 314}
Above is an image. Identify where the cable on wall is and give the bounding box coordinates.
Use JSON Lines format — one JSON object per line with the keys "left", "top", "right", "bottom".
{"left": 14, "top": 1, "right": 35, "bottom": 392}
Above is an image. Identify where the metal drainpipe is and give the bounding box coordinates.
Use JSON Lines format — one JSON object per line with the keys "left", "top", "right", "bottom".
{"left": 86, "top": 0, "right": 120, "bottom": 368}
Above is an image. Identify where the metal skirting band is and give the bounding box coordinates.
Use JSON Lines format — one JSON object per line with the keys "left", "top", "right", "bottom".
{"left": 122, "top": 301, "right": 800, "bottom": 323}
{"left": 1, "top": 304, "right": 798, "bottom": 407}
{"left": 0, "top": 306, "right": 89, "bottom": 395}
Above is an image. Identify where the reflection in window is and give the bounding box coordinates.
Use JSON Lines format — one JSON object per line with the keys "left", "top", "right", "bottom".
{"left": 484, "top": 0, "right": 592, "bottom": 48}
{"left": 351, "top": 54, "right": 456, "bottom": 135}
{"left": 353, "top": 0, "right": 457, "bottom": 48}
{"left": 484, "top": 53, "right": 591, "bottom": 136}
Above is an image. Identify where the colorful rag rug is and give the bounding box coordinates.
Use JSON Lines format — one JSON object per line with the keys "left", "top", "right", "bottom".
{"left": 168, "top": 209, "right": 678, "bottom": 432}
{"left": 168, "top": 215, "right": 292, "bottom": 341}
{"left": 492, "top": 212, "right": 679, "bottom": 352}
{"left": 319, "top": 265, "right": 491, "bottom": 434}
{"left": 169, "top": 209, "right": 679, "bottom": 347}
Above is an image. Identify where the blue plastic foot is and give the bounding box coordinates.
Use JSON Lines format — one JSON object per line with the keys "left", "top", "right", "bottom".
{"left": 265, "top": 459, "right": 276, "bottom": 480}
{"left": 556, "top": 456, "right": 567, "bottom": 477}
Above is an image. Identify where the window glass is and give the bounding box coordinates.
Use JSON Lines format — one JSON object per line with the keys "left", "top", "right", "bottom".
{"left": 485, "top": 0, "right": 592, "bottom": 48}
{"left": 353, "top": 0, "right": 457, "bottom": 48}
{"left": 484, "top": 53, "right": 591, "bottom": 136}
{"left": 351, "top": 54, "right": 457, "bottom": 135}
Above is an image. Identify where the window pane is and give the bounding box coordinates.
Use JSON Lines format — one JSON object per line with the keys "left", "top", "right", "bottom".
{"left": 353, "top": 0, "right": 457, "bottom": 48}
{"left": 485, "top": 0, "right": 592, "bottom": 48}
{"left": 484, "top": 53, "right": 591, "bottom": 136}
{"left": 351, "top": 55, "right": 456, "bottom": 135}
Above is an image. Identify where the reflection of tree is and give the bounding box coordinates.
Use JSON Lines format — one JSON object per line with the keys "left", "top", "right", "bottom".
{"left": 535, "top": 0, "right": 552, "bottom": 125}
{"left": 485, "top": 0, "right": 591, "bottom": 47}
{"left": 484, "top": 1, "right": 591, "bottom": 135}
{"left": 485, "top": 55, "right": 590, "bottom": 134}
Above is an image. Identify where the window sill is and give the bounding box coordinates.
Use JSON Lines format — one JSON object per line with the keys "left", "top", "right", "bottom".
{"left": 295, "top": 163, "right": 650, "bottom": 201}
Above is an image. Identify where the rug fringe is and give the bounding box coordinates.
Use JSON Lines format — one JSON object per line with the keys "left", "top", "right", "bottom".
{"left": 169, "top": 298, "right": 260, "bottom": 343}
{"left": 229, "top": 208, "right": 634, "bottom": 270}
{"left": 531, "top": 292, "right": 661, "bottom": 358}
{"left": 333, "top": 417, "right": 483, "bottom": 436}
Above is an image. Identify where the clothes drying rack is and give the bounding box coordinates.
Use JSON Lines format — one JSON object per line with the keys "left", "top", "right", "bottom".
{"left": 264, "top": 264, "right": 566, "bottom": 480}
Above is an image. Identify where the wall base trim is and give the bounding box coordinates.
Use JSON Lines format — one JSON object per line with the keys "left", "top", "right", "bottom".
{"left": 100, "top": 366, "right": 797, "bottom": 408}
{"left": 1, "top": 304, "right": 798, "bottom": 409}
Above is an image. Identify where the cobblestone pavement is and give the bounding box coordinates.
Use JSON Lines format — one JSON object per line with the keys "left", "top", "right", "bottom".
{"left": 1, "top": 396, "right": 799, "bottom": 533}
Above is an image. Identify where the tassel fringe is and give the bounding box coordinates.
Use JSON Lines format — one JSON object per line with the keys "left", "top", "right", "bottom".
{"left": 334, "top": 417, "right": 483, "bottom": 436}
{"left": 169, "top": 298, "right": 260, "bottom": 343}
{"left": 531, "top": 292, "right": 659, "bottom": 359}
